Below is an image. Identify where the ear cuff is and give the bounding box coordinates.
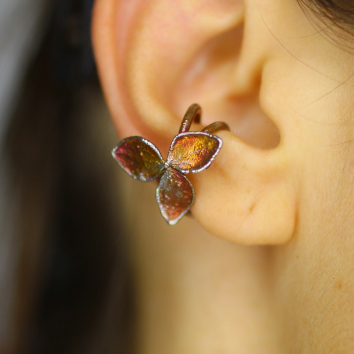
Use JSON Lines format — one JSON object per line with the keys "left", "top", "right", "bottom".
{"left": 112, "top": 103, "right": 230, "bottom": 225}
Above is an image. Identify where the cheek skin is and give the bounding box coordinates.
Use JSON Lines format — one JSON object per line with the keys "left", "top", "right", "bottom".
{"left": 258, "top": 1, "right": 354, "bottom": 351}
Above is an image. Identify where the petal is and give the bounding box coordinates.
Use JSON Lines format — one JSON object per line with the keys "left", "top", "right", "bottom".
{"left": 112, "top": 136, "right": 165, "bottom": 182}
{"left": 167, "top": 132, "right": 222, "bottom": 173}
{"left": 156, "top": 168, "right": 194, "bottom": 225}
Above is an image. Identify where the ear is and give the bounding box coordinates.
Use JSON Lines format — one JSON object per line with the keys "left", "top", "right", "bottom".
{"left": 92, "top": 0, "right": 298, "bottom": 245}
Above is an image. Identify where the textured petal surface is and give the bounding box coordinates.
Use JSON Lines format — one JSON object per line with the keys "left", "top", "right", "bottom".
{"left": 112, "top": 137, "right": 164, "bottom": 182}
{"left": 156, "top": 168, "right": 194, "bottom": 225}
{"left": 167, "top": 132, "right": 222, "bottom": 173}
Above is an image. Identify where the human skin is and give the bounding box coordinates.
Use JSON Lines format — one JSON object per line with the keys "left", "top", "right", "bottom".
{"left": 92, "top": 0, "right": 354, "bottom": 353}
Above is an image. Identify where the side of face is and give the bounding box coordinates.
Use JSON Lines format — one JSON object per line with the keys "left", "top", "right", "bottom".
{"left": 92, "top": 0, "right": 354, "bottom": 350}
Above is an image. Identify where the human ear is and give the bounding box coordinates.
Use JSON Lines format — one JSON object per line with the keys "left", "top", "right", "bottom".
{"left": 92, "top": 0, "right": 297, "bottom": 245}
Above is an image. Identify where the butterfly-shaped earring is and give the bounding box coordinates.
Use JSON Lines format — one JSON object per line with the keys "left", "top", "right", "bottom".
{"left": 112, "top": 104, "right": 230, "bottom": 225}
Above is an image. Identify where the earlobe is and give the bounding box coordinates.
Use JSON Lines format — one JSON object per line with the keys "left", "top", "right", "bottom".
{"left": 92, "top": 0, "right": 298, "bottom": 245}
{"left": 189, "top": 130, "right": 297, "bottom": 245}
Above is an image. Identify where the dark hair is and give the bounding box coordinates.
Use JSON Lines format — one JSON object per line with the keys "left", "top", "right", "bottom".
{"left": 299, "top": 0, "right": 354, "bottom": 37}
{"left": 5, "top": 0, "right": 134, "bottom": 353}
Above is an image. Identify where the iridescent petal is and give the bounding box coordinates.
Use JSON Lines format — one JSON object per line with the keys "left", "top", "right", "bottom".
{"left": 112, "top": 136, "right": 165, "bottom": 182}
{"left": 156, "top": 168, "right": 194, "bottom": 225}
{"left": 167, "top": 132, "right": 222, "bottom": 173}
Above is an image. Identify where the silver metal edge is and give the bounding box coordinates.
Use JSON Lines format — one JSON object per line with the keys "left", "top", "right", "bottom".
{"left": 155, "top": 168, "right": 195, "bottom": 225}
{"left": 166, "top": 131, "right": 223, "bottom": 174}
{"left": 112, "top": 136, "right": 165, "bottom": 182}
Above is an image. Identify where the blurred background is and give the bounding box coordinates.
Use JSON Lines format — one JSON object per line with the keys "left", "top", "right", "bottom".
{"left": 0, "top": 0, "right": 135, "bottom": 352}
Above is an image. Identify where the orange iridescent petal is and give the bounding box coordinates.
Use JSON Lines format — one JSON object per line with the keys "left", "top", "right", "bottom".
{"left": 167, "top": 132, "right": 222, "bottom": 173}
{"left": 112, "top": 136, "right": 165, "bottom": 182}
{"left": 156, "top": 168, "right": 194, "bottom": 225}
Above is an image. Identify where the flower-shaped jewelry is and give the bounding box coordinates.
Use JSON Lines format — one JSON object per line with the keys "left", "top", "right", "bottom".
{"left": 112, "top": 104, "right": 229, "bottom": 225}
